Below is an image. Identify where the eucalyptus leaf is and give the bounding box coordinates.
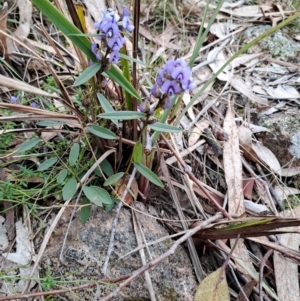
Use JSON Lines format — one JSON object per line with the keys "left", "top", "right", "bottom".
{"left": 83, "top": 186, "right": 112, "bottom": 207}
{"left": 62, "top": 178, "right": 77, "bottom": 201}
{"left": 73, "top": 63, "right": 101, "bottom": 86}
{"left": 69, "top": 143, "right": 80, "bottom": 166}
{"left": 37, "top": 157, "right": 58, "bottom": 171}
{"left": 99, "top": 111, "right": 145, "bottom": 120}
{"left": 134, "top": 162, "right": 163, "bottom": 188}
{"left": 87, "top": 124, "right": 117, "bottom": 140}
{"left": 18, "top": 138, "right": 41, "bottom": 153}
{"left": 104, "top": 172, "right": 124, "bottom": 186}
{"left": 148, "top": 122, "right": 181, "bottom": 133}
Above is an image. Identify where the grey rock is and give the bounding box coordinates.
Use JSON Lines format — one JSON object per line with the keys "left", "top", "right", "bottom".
{"left": 42, "top": 202, "right": 197, "bottom": 300}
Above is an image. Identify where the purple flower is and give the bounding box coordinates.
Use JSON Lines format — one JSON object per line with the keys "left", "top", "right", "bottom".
{"left": 91, "top": 43, "right": 102, "bottom": 60}
{"left": 153, "top": 58, "right": 195, "bottom": 98}
{"left": 107, "top": 34, "right": 125, "bottom": 51}
{"left": 10, "top": 95, "right": 20, "bottom": 103}
{"left": 160, "top": 79, "right": 181, "bottom": 96}
{"left": 109, "top": 50, "right": 120, "bottom": 63}
{"left": 95, "top": 9, "right": 120, "bottom": 33}
{"left": 10, "top": 92, "right": 23, "bottom": 103}
{"left": 151, "top": 85, "right": 161, "bottom": 97}
{"left": 31, "top": 102, "right": 37, "bottom": 108}
{"left": 122, "top": 8, "right": 134, "bottom": 32}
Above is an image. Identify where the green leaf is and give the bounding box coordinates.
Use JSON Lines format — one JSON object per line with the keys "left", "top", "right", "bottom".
{"left": 97, "top": 93, "right": 118, "bottom": 126}
{"left": 119, "top": 53, "right": 146, "bottom": 66}
{"left": 194, "top": 268, "right": 230, "bottom": 301}
{"left": 105, "top": 198, "right": 115, "bottom": 212}
{"left": 18, "top": 138, "right": 41, "bottom": 153}
{"left": 148, "top": 122, "right": 182, "bottom": 133}
{"left": 83, "top": 186, "right": 112, "bottom": 207}
{"left": 37, "top": 157, "right": 58, "bottom": 171}
{"left": 69, "top": 143, "right": 80, "bottom": 166}
{"left": 87, "top": 124, "right": 117, "bottom": 139}
{"left": 57, "top": 169, "right": 68, "bottom": 184}
{"left": 100, "top": 159, "right": 114, "bottom": 177}
{"left": 133, "top": 141, "right": 143, "bottom": 163}
{"left": 62, "top": 178, "right": 77, "bottom": 201}
{"left": 37, "top": 121, "right": 63, "bottom": 127}
{"left": 97, "top": 93, "right": 114, "bottom": 113}
{"left": 99, "top": 111, "right": 145, "bottom": 120}
{"left": 104, "top": 67, "right": 141, "bottom": 101}
{"left": 30, "top": 0, "right": 93, "bottom": 59}
{"left": 73, "top": 63, "right": 101, "bottom": 86}
{"left": 104, "top": 172, "right": 124, "bottom": 186}
{"left": 79, "top": 198, "right": 91, "bottom": 223}
{"left": 134, "top": 162, "right": 163, "bottom": 188}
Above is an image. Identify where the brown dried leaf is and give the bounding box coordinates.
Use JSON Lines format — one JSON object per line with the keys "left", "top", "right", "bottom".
{"left": 223, "top": 108, "right": 244, "bottom": 214}
{"left": 236, "top": 281, "right": 257, "bottom": 301}
{"left": 252, "top": 142, "right": 282, "bottom": 174}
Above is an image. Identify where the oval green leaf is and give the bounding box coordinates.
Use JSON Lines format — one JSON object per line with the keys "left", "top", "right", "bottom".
{"left": 82, "top": 186, "right": 112, "bottom": 207}
{"left": 57, "top": 169, "right": 68, "bottom": 184}
{"left": 62, "top": 178, "right": 77, "bottom": 201}
{"left": 79, "top": 198, "right": 91, "bottom": 223}
{"left": 87, "top": 124, "right": 117, "bottom": 140}
{"left": 18, "top": 138, "right": 41, "bottom": 153}
{"left": 134, "top": 162, "right": 163, "bottom": 188}
{"left": 104, "top": 172, "right": 124, "bottom": 186}
{"left": 73, "top": 63, "right": 101, "bottom": 86}
{"left": 99, "top": 111, "right": 145, "bottom": 120}
{"left": 69, "top": 143, "right": 80, "bottom": 166}
{"left": 133, "top": 141, "right": 143, "bottom": 163}
{"left": 37, "top": 157, "right": 58, "bottom": 171}
{"left": 148, "top": 122, "right": 182, "bottom": 133}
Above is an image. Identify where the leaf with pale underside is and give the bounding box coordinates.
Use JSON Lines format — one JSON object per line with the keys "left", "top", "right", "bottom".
{"left": 194, "top": 267, "right": 229, "bottom": 301}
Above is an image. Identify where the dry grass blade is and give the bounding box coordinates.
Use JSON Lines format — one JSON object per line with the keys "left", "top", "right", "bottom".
{"left": 0, "top": 75, "right": 57, "bottom": 98}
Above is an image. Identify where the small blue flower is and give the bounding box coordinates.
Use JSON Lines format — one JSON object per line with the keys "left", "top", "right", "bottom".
{"left": 31, "top": 102, "right": 37, "bottom": 108}
{"left": 122, "top": 8, "right": 134, "bottom": 32}
{"left": 10, "top": 92, "right": 23, "bottom": 103}
{"left": 160, "top": 79, "right": 181, "bottom": 96}
{"left": 153, "top": 58, "right": 195, "bottom": 98}
{"left": 91, "top": 43, "right": 102, "bottom": 60}
{"left": 109, "top": 50, "right": 120, "bottom": 63}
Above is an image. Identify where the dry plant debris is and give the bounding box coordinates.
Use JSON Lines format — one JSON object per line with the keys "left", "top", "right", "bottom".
{"left": 0, "top": 0, "right": 300, "bottom": 300}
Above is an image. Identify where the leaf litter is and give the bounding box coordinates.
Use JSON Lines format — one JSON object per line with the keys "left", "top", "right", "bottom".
{"left": 1, "top": 0, "right": 300, "bottom": 300}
